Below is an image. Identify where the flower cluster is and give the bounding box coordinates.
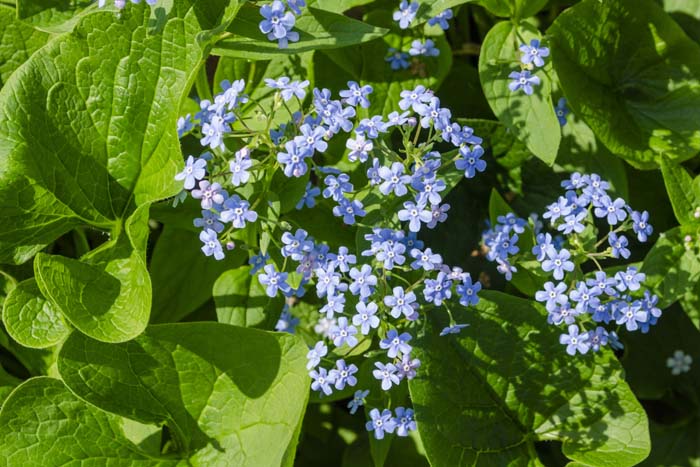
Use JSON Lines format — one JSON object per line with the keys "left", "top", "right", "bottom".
{"left": 175, "top": 75, "right": 488, "bottom": 439}
{"left": 386, "top": 4, "right": 453, "bottom": 70}
{"left": 508, "top": 39, "right": 549, "bottom": 95}
{"left": 259, "top": 0, "right": 306, "bottom": 48}
{"left": 484, "top": 173, "right": 659, "bottom": 355}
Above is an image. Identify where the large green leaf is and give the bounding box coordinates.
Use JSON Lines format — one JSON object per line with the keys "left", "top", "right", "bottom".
{"left": 2, "top": 278, "right": 70, "bottom": 348}
{"left": 33, "top": 206, "right": 151, "bottom": 343}
{"left": 409, "top": 290, "right": 651, "bottom": 466}
{"left": 212, "top": 4, "right": 388, "bottom": 60}
{"left": 58, "top": 322, "right": 309, "bottom": 466}
{"left": 660, "top": 159, "right": 700, "bottom": 226}
{"left": 548, "top": 0, "right": 700, "bottom": 169}
{"left": 0, "top": 5, "right": 50, "bottom": 87}
{"left": 150, "top": 226, "right": 246, "bottom": 324}
{"left": 479, "top": 21, "right": 561, "bottom": 165}
{"left": 16, "top": 0, "right": 94, "bottom": 33}
{"left": 213, "top": 266, "right": 284, "bottom": 328}
{"left": 0, "top": 377, "right": 177, "bottom": 466}
{"left": 0, "top": 0, "right": 240, "bottom": 264}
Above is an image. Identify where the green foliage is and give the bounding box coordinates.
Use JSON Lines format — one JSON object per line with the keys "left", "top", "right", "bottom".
{"left": 548, "top": 0, "right": 700, "bottom": 169}
{"left": 409, "top": 291, "right": 651, "bottom": 466}
{"left": 213, "top": 265, "right": 284, "bottom": 328}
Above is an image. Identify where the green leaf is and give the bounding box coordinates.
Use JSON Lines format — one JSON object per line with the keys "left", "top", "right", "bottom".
{"left": 409, "top": 290, "right": 651, "bottom": 466}
{"left": 660, "top": 158, "right": 700, "bottom": 225}
{"left": 0, "top": 5, "right": 50, "bottom": 87}
{"left": 150, "top": 226, "right": 246, "bottom": 324}
{"left": 488, "top": 187, "right": 512, "bottom": 226}
{"left": 213, "top": 266, "right": 284, "bottom": 328}
{"left": 2, "top": 278, "right": 70, "bottom": 348}
{"left": 34, "top": 206, "right": 151, "bottom": 343}
{"left": 641, "top": 227, "right": 700, "bottom": 311}
{"left": 479, "top": 21, "right": 561, "bottom": 165}
{"left": 548, "top": 0, "right": 700, "bottom": 169}
{"left": 58, "top": 323, "right": 309, "bottom": 465}
{"left": 664, "top": 0, "right": 700, "bottom": 44}
{"left": 16, "top": 0, "right": 94, "bottom": 33}
{"left": 0, "top": 0, "right": 241, "bottom": 264}
{"left": 639, "top": 419, "right": 700, "bottom": 467}
{"left": 0, "top": 327, "right": 59, "bottom": 377}
{"left": 0, "top": 377, "right": 177, "bottom": 466}
{"left": 212, "top": 5, "right": 388, "bottom": 60}
{"left": 477, "top": 0, "right": 547, "bottom": 19}
{"left": 307, "top": 0, "right": 375, "bottom": 14}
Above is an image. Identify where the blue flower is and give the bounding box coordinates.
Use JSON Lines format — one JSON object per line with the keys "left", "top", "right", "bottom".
{"left": 519, "top": 39, "right": 550, "bottom": 67}
{"left": 397, "top": 354, "right": 421, "bottom": 380}
{"left": 380, "top": 329, "right": 413, "bottom": 358}
{"left": 457, "top": 274, "right": 481, "bottom": 306}
{"left": 366, "top": 408, "right": 397, "bottom": 439}
{"left": 306, "top": 341, "right": 327, "bottom": 369}
{"left": 329, "top": 359, "right": 358, "bottom": 390}
{"left": 398, "top": 201, "right": 433, "bottom": 232}
{"left": 191, "top": 181, "right": 225, "bottom": 210}
{"left": 548, "top": 302, "right": 579, "bottom": 326}
{"left": 559, "top": 324, "right": 590, "bottom": 356}
{"left": 586, "top": 271, "right": 617, "bottom": 296}
{"left": 594, "top": 195, "right": 627, "bottom": 225}
{"left": 259, "top": 264, "right": 291, "bottom": 297}
{"left": 321, "top": 292, "right": 345, "bottom": 319}
{"left": 220, "top": 195, "right": 258, "bottom": 228}
{"left": 414, "top": 176, "right": 446, "bottom": 206}
{"left": 199, "top": 229, "right": 225, "bottom": 260}
{"left": 340, "top": 81, "right": 373, "bottom": 108}
{"left": 323, "top": 174, "right": 353, "bottom": 201}
{"left": 535, "top": 281, "right": 568, "bottom": 312}
{"left": 280, "top": 80, "right": 310, "bottom": 101}
{"left": 615, "top": 302, "right": 648, "bottom": 332}
{"left": 193, "top": 210, "right": 224, "bottom": 234}
{"left": 348, "top": 389, "right": 369, "bottom": 415}
{"left": 295, "top": 123, "right": 327, "bottom": 152}
{"left": 385, "top": 48, "right": 410, "bottom": 70}
{"left": 276, "top": 306, "right": 300, "bottom": 331}
{"left": 631, "top": 210, "right": 653, "bottom": 242}
{"left": 249, "top": 253, "right": 270, "bottom": 274}
{"left": 296, "top": 182, "right": 321, "bottom": 210}
{"left": 259, "top": 1, "right": 299, "bottom": 48}
{"left": 497, "top": 213, "right": 527, "bottom": 234}
{"left": 352, "top": 301, "right": 380, "bottom": 335}
{"left": 327, "top": 246, "right": 357, "bottom": 273}
{"left": 281, "top": 229, "right": 312, "bottom": 260}
{"left": 409, "top": 39, "right": 440, "bottom": 57}
{"left": 439, "top": 323, "right": 469, "bottom": 336}
{"left": 372, "top": 362, "right": 401, "bottom": 391}
{"left": 177, "top": 114, "right": 194, "bottom": 138}
{"left": 356, "top": 116, "right": 387, "bottom": 139}
{"left": 455, "top": 145, "right": 486, "bottom": 178}
{"left": 541, "top": 247, "right": 574, "bottom": 280}
{"left": 543, "top": 196, "right": 573, "bottom": 223}
{"left": 175, "top": 156, "right": 207, "bottom": 190}
{"left": 286, "top": 0, "right": 306, "bottom": 15}
{"left": 410, "top": 247, "right": 443, "bottom": 271}
{"left": 423, "top": 271, "right": 452, "bottom": 306}
{"left": 569, "top": 282, "right": 601, "bottom": 313}
{"left": 615, "top": 267, "right": 645, "bottom": 292}
{"left": 393, "top": 0, "right": 418, "bottom": 29}
{"left": 557, "top": 210, "right": 587, "bottom": 235}
{"left": 428, "top": 8, "right": 453, "bottom": 30}
{"left": 330, "top": 317, "right": 359, "bottom": 348}
{"left": 333, "top": 198, "right": 366, "bottom": 225}
{"left": 376, "top": 241, "right": 406, "bottom": 270}
{"left": 346, "top": 134, "right": 374, "bottom": 162}
{"left": 349, "top": 264, "right": 377, "bottom": 298}
{"left": 309, "top": 367, "right": 334, "bottom": 396}
{"left": 278, "top": 140, "right": 313, "bottom": 177}
{"left": 609, "top": 232, "right": 630, "bottom": 259}
{"left": 384, "top": 286, "right": 417, "bottom": 319}
{"left": 229, "top": 148, "right": 253, "bottom": 186}
{"left": 508, "top": 70, "right": 541, "bottom": 95}
{"left": 393, "top": 407, "right": 417, "bottom": 436}
{"left": 427, "top": 202, "right": 450, "bottom": 229}
{"left": 379, "top": 162, "right": 411, "bottom": 197}
{"left": 588, "top": 327, "right": 609, "bottom": 352}
{"left": 555, "top": 97, "right": 569, "bottom": 126}
{"left": 314, "top": 264, "right": 342, "bottom": 298}
{"left": 399, "top": 85, "right": 433, "bottom": 112}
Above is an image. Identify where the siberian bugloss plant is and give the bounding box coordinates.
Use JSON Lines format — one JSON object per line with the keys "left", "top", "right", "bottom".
{"left": 0, "top": 0, "right": 699, "bottom": 466}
